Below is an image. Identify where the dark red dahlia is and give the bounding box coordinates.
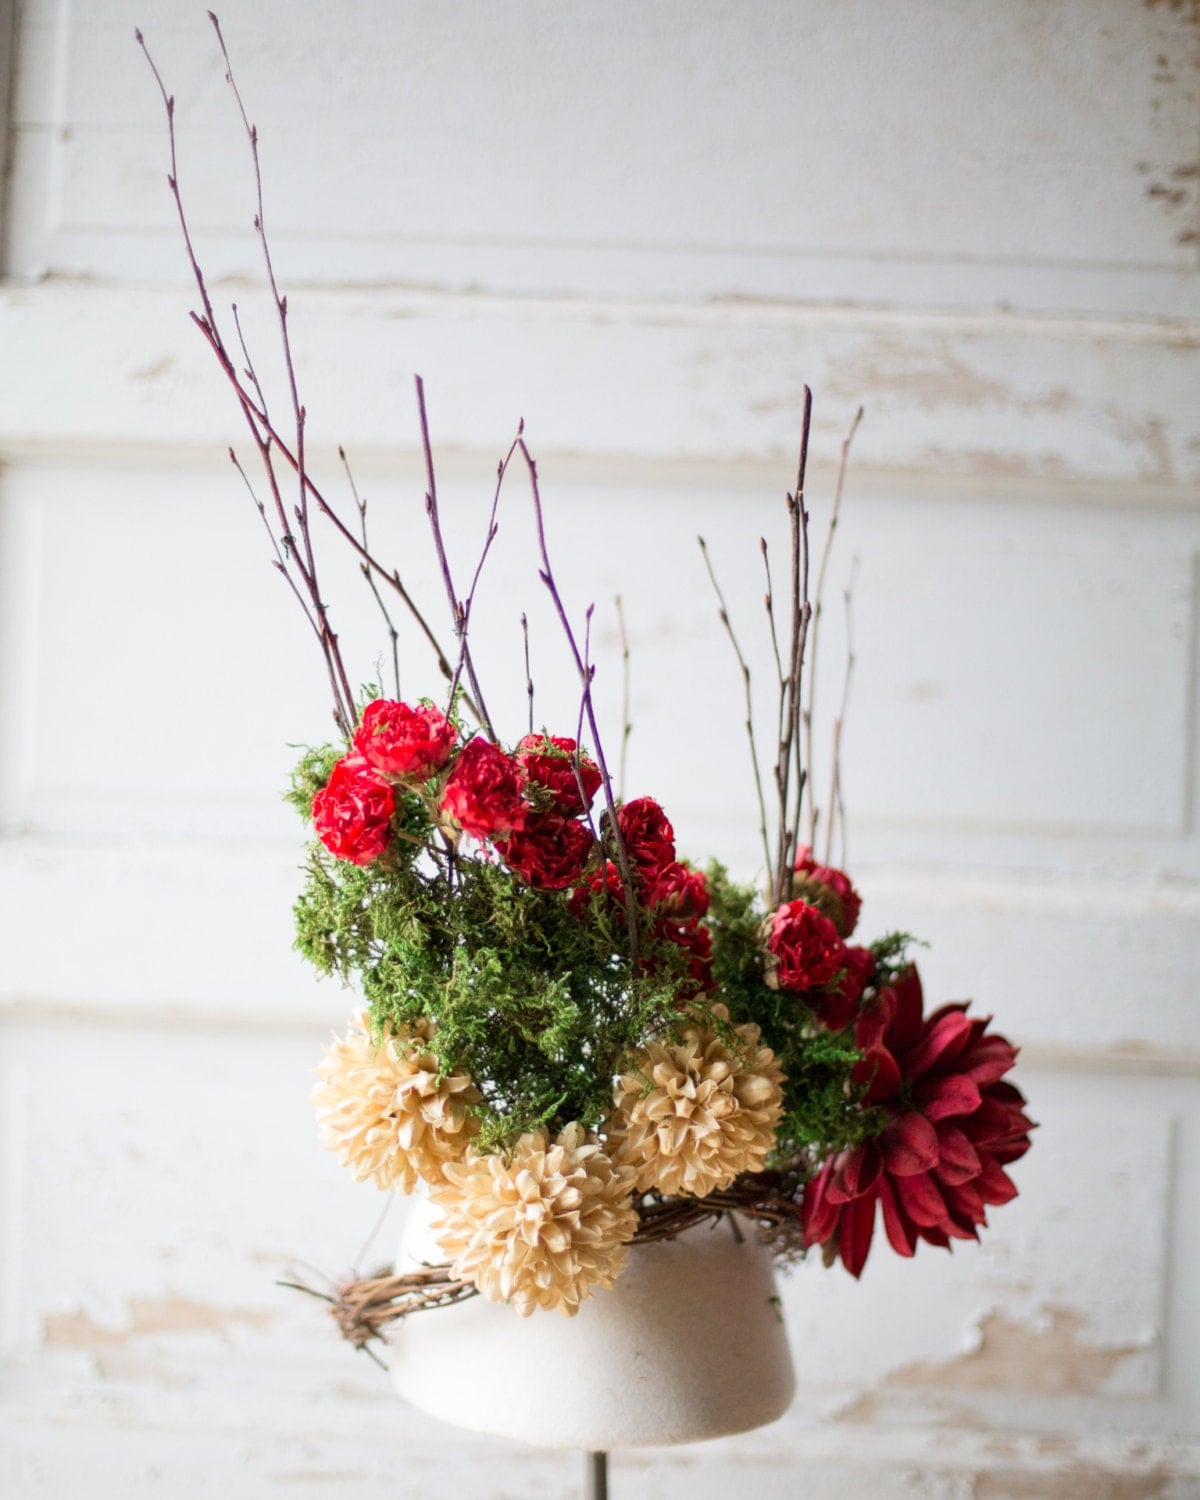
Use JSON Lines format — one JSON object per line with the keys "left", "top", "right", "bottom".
{"left": 353, "top": 698, "right": 457, "bottom": 781}
{"left": 792, "top": 847, "right": 862, "bottom": 939}
{"left": 801, "top": 966, "right": 1034, "bottom": 1277}
{"left": 495, "top": 810, "right": 594, "bottom": 891}
{"left": 312, "top": 754, "right": 395, "bottom": 865}
{"left": 515, "top": 734, "right": 602, "bottom": 815}
{"left": 440, "top": 738, "right": 528, "bottom": 840}
{"left": 764, "top": 898, "right": 846, "bottom": 992}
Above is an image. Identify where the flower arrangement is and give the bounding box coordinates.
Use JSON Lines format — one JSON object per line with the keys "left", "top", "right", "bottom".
{"left": 139, "top": 18, "right": 1033, "bottom": 1343}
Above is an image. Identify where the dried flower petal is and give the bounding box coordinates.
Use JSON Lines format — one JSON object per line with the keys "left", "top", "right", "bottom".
{"left": 608, "top": 1004, "right": 784, "bottom": 1197}
{"left": 312, "top": 1012, "right": 480, "bottom": 1191}
{"left": 429, "top": 1123, "right": 637, "bottom": 1317}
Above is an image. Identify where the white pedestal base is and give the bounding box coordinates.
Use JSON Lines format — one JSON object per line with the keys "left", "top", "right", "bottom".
{"left": 389, "top": 1195, "right": 795, "bottom": 1450}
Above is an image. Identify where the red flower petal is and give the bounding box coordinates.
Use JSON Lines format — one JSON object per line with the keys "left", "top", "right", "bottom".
{"left": 961, "top": 1034, "right": 1019, "bottom": 1087}
{"left": 852, "top": 1046, "right": 902, "bottom": 1106}
{"left": 976, "top": 1157, "right": 1019, "bottom": 1207}
{"left": 905, "top": 1009, "right": 975, "bottom": 1079}
{"left": 893, "top": 1171, "right": 949, "bottom": 1229}
{"left": 879, "top": 1177, "right": 917, "bottom": 1258}
{"left": 881, "top": 1112, "right": 940, "bottom": 1177}
{"left": 920, "top": 1073, "right": 983, "bottom": 1122}
{"left": 828, "top": 1142, "right": 882, "bottom": 1203}
{"left": 888, "top": 967, "right": 925, "bottom": 1051}
{"left": 800, "top": 1160, "right": 840, "bottom": 1246}
{"left": 933, "top": 1124, "right": 981, "bottom": 1186}
{"left": 838, "top": 1189, "right": 879, "bottom": 1279}
{"left": 941, "top": 1180, "right": 986, "bottom": 1234}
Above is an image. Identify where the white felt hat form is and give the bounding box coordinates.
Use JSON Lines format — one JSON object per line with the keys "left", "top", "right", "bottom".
{"left": 389, "top": 1191, "right": 795, "bottom": 1450}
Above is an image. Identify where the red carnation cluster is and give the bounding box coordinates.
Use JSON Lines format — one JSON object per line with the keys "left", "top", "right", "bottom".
{"left": 440, "top": 737, "right": 529, "bottom": 841}
{"left": 763, "top": 850, "right": 875, "bottom": 1030}
{"left": 801, "top": 966, "right": 1035, "bottom": 1278}
{"left": 765, "top": 899, "right": 845, "bottom": 992}
{"left": 494, "top": 809, "right": 594, "bottom": 891}
{"left": 516, "top": 734, "right": 602, "bottom": 816}
{"left": 568, "top": 799, "right": 713, "bottom": 995}
{"left": 312, "top": 754, "right": 396, "bottom": 866}
{"left": 354, "top": 698, "right": 457, "bottom": 781}
{"left": 792, "top": 847, "right": 861, "bottom": 938}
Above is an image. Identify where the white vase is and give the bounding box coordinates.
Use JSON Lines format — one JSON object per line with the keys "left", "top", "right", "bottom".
{"left": 388, "top": 1192, "right": 795, "bottom": 1450}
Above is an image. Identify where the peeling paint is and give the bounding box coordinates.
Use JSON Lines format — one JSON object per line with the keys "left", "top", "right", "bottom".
{"left": 974, "top": 1465, "right": 1173, "bottom": 1499}
{"left": 1145, "top": 0, "right": 1200, "bottom": 25}
{"left": 895, "top": 1309, "right": 1148, "bottom": 1396}
{"left": 129, "top": 357, "right": 176, "bottom": 383}
{"left": 43, "top": 1296, "right": 275, "bottom": 1349}
{"left": 829, "top": 342, "right": 1013, "bottom": 413}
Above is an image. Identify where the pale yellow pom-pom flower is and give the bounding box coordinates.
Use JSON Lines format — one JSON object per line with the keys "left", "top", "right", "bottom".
{"left": 311, "top": 1012, "right": 480, "bottom": 1192}
{"left": 429, "top": 1123, "right": 637, "bottom": 1317}
{"left": 608, "top": 1004, "right": 784, "bottom": 1198}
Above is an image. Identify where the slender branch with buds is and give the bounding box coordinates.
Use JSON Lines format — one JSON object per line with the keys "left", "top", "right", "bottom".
{"left": 771, "top": 387, "right": 813, "bottom": 907}
{"left": 518, "top": 439, "right": 642, "bottom": 962}
{"left": 698, "top": 536, "right": 772, "bottom": 877}
{"left": 803, "top": 405, "right": 863, "bottom": 849}
{"left": 615, "top": 595, "right": 632, "bottom": 802}
{"left": 137, "top": 20, "right": 460, "bottom": 734}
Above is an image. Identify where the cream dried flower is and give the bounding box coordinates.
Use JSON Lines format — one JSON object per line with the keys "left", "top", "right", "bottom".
{"left": 311, "top": 1012, "right": 480, "bottom": 1191}
{"left": 429, "top": 1123, "right": 637, "bottom": 1317}
{"left": 608, "top": 1004, "right": 784, "bottom": 1198}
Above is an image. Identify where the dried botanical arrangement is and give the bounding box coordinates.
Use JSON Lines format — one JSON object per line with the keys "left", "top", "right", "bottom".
{"left": 139, "top": 15, "right": 1034, "bottom": 1356}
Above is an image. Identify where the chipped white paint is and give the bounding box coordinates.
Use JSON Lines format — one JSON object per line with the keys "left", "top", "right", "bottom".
{"left": 2, "top": 1, "right": 1200, "bottom": 1496}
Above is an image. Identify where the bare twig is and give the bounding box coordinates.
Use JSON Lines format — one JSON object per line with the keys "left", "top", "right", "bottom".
{"left": 698, "top": 537, "right": 771, "bottom": 877}
{"left": 615, "top": 594, "right": 632, "bottom": 802}
{"left": 518, "top": 438, "right": 641, "bottom": 962}
{"left": 803, "top": 405, "right": 864, "bottom": 848}
{"left": 340, "top": 447, "right": 402, "bottom": 699}
{"left": 772, "top": 388, "right": 813, "bottom": 907}
{"left": 310, "top": 1172, "right": 806, "bottom": 1354}
{"left": 416, "top": 376, "right": 497, "bottom": 737}
{"left": 138, "top": 22, "right": 461, "bottom": 729}
{"left": 827, "top": 556, "right": 860, "bottom": 868}
{"left": 521, "top": 612, "right": 535, "bottom": 736}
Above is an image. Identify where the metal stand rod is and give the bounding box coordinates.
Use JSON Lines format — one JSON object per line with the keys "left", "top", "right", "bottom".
{"left": 585, "top": 1450, "right": 609, "bottom": 1500}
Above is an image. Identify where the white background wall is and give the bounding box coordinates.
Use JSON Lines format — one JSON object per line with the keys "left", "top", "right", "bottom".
{"left": 2, "top": 2, "right": 1199, "bottom": 1496}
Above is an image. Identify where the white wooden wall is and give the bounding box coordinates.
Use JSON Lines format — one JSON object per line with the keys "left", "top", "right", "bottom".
{"left": 2, "top": 3, "right": 1199, "bottom": 1495}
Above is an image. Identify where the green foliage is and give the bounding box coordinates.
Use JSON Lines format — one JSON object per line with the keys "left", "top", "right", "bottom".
{"left": 705, "top": 861, "right": 878, "bottom": 1167}
{"left": 291, "top": 748, "right": 875, "bottom": 1169}
{"left": 293, "top": 798, "right": 690, "bottom": 1149}
{"left": 284, "top": 742, "right": 342, "bottom": 819}
{"left": 870, "top": 931, "right": 924, "bottom": 988}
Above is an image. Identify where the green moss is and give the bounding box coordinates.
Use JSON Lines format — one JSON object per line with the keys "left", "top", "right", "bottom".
{"left": 705, "top": 861, "right": 878, "bottom": 1166}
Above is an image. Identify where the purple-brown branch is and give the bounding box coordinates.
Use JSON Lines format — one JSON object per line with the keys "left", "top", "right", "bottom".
{"left": 138, "top": 21, "right": 460, "bottom": 734}
{"left": 771, "top": 387, "right": 813, "bottom": 907}
{"left": 803, "top": 404, "right": 864, "bottom": 849}
{"left": 518, "top": 438, "right": 642, "bottom": 963}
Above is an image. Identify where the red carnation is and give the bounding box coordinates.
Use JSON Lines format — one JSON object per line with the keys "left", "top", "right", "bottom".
{"left": 793, "top": 847, "right": 862, "bottom": 939}
{"left": 651, "top": 910, "right": 715, "bottom": 996}
{"left": 646, "top": 860, "right": 710, "bottom": 920}
{"left": 495, "top": 810, "right": 594, "bottom": 891}
{"left": 615, "top": 797, "right": 676, "bottom": 887}
{"left": 801, "top": 966, "right": 1034, "bottom": 1278}
{"left": 814, "top": 943, "right": 876, "bottom": 1032}
{"left": 567, "top": 859, "right": 625, "bottom": 920}
{"left": 354, "top": 698, "right": 457, "bottom": 781}
{"left": 312, "top": 754, "right": 395, "bottom": 865}
{"left": 440, "top": 738, "right": 529, "bottom": 840}
{"left": 516, "top": 734, "right": 602, "bottom": 815}
{"left": 764, "top": 899, "right": 845, "bottom": 992}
